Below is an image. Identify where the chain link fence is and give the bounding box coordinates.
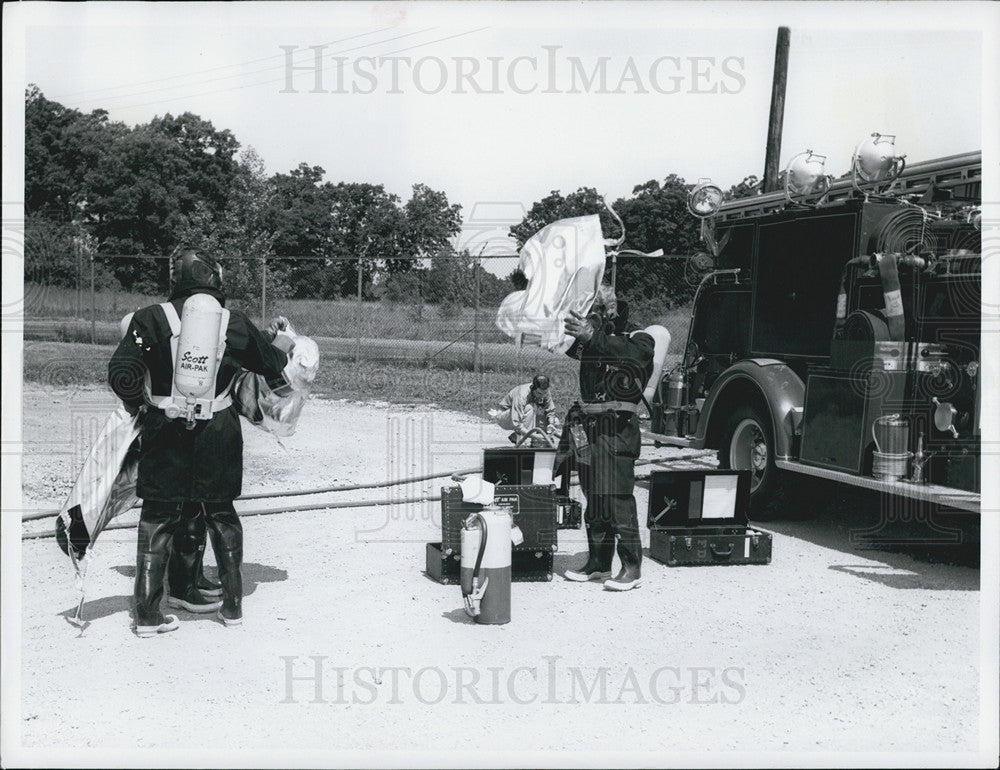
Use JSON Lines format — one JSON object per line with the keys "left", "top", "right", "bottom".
{"left": 21, "top": 249, "right": 695, "bottom": 416}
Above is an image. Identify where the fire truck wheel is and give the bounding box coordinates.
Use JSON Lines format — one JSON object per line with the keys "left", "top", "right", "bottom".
{"left": 718, "top": 404, "right": 789, "bottom": 521}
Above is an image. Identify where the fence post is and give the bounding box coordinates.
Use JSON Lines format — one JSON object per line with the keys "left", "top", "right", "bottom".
{"left": 473, "top": 250, "right": 481, "bottom": 374}
{"left": 261, "top": 256, "right": 267, "bottom": 326}
{"left": 75, "top": 239, "right": 82, "bottom": 318}
{"left": 356, "top": 256, "right": 362, "bottom": 365}
{"left": 90, "top": 253, "right": 96, "bottom": 344}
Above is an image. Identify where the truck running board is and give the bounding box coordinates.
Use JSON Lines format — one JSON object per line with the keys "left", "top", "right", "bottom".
{"left": 775, "top": 460, "right": 980, "bottom": 513}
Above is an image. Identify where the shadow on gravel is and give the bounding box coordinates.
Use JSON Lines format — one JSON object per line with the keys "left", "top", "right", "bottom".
{"left": 58, "top": 594, "right": 131, "bottom": 624}
{"left": 827, "top": 564, "right": 978, "bottom": 591}
{"left": 60, "top": 563, "right": 291, "bottom": 627}
{"left": 112, "top": 562, "right": 289, "bottom": 598}
{"left": 553, "top": 550, "right": 588, "bottom": 577}
{"left": 758, "top": 478, "right": 980, "bottom": 583}
{"left": 441, "top": 608, "right": 476, "bottom": 624}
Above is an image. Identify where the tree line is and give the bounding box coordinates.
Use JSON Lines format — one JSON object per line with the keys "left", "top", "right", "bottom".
{"left": 25, "top": 85, "right": 757, "bottom": 312}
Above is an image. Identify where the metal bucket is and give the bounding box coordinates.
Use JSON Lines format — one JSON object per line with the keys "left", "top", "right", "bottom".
{"left": 873, "top": 414, "right": 909, "bottom": 455}
{"left": 872, "top": 415, "right": 910, "bottom": 480}
{"left": 873, "top": 450, "right": 911, "bottom": 481}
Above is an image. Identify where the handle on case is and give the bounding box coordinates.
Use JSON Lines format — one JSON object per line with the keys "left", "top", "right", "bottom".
{"left": 709, "top": 543, "right": 734, "bottom": 558}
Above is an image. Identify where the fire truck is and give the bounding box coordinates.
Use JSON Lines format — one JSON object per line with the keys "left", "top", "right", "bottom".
{"left": 649, "top": 144, "right": 982, "bottom": 521}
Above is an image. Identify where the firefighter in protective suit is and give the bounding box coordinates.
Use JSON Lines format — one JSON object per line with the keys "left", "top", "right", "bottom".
{"left": 108, "top": 249, "right": 291, "bottom": 636}
{"left": 560, "top": 285, "right": 654, "bottom": 591}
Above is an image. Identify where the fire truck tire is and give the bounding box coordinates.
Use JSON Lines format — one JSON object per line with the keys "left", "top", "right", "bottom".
{"left": 717, "top": 404, "right": 804, "bottom": 521}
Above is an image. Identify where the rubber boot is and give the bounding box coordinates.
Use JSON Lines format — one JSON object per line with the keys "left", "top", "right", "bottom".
{"left": 565, "top": 525, "right": 614, "bottom": 581}
{"left": 172, "top": 508, "right": 223, "bottom": 598}
{"left": 603, "top": 565, "right": 643, "bottom": 591}
{"left": 134, "top": 553, "right": 179, "bottom": 636}
{"left": 205, "top": 504, "right": 244, "bottom": 626}
{"left": 167, "top": 550, "right": 222, "bottom": 614}
{"left": 194, "top": 545, "right": 224, "bottom": 599}
{"left": 167, "top": 510, "right": 222, "bottom": 612}
{"left": 215, "top": 546, "right": 244, "bottom": 626}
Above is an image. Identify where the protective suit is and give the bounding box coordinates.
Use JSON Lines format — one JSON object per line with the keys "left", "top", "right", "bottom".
{"left": 107, "top": 250, "right": 289, "bottom": 635}
{"left": 559, "top": 292, "right": 654, "bottom": 590}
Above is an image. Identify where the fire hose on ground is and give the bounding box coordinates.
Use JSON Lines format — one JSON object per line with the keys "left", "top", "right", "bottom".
{"left": 20, "top": 451, "right": 716, "bottom": 541}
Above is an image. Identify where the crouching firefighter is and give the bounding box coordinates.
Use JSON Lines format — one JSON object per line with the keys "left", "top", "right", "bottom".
{"left": 108, "top": 249, "right": 293, "bottom": 637}
{"left": 558, "top": 285, "right": 654, "bottom": 591}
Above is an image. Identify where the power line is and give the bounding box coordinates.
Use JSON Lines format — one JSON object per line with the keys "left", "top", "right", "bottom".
{"left": 378, "top": 26, "right": 490, "bottom": 56}
{"left": 61, "top": 27, "right": 441, "bottom": 109}
{"left": 52, "top": 27, "right": 397, "bottom": 101}
{"left": 80, "top": 27, "right": 489, "bottom": 112}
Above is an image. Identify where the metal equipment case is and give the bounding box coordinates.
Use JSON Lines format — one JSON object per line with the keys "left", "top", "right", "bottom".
{"left": 425, "top": 542, "right": 554, "bottom": 584}
{"left": 647, "top": 470, "right": 772, "bottom": 567}
{"left": 424, "top": 484, "right": 557, "bottom": 583}
{"left": 483, "top": 447, "right": 581, "bottom": 529}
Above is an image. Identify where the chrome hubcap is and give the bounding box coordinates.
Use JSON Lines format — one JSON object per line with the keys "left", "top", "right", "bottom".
{"left": 730, "top": 418, "right": 768, "bottom": 493}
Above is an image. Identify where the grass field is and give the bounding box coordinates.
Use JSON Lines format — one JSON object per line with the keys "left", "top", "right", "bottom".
{"left": 23, "top": 283, "right": 512, "bottom": 343}
{"left": 21, "top": 283, "right": 692, "bottom": 345}
{"left": 20, "top": 282, "right": 691, "bottom": 417}
{"left": 22, "top": 340, "right": 581, "bottom": 417}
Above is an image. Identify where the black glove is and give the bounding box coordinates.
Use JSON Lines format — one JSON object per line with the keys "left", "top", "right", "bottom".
{"left": 266, "top": 316, "right": 291, "bottom": 342}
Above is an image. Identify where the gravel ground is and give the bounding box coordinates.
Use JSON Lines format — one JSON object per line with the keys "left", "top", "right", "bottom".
{"left": 10, "top": 386, "right": 987, "bottom": 765}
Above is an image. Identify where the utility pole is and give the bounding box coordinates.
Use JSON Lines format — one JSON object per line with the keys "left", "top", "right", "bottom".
{"left": 763, "top": 26, "right": 790, "bottom": 193}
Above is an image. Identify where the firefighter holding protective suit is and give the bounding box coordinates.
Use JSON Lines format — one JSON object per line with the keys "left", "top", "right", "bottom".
{"left": 108, "top": 249, "right": 292, "bottom": 636}
{"left": 560, "top": 285, "right": 654, "bottom": 591}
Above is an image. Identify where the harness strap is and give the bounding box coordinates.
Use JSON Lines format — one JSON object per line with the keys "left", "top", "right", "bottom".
{"left": 144, "top": 300, "right": 233, "bottom": 418}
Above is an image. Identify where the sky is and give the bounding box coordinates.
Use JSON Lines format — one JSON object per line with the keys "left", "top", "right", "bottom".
{"left": 6, "top": 1, "right": 995, "bottom": 259}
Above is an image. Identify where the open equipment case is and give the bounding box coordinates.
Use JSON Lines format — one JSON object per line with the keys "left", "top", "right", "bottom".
{"left": 646, "top": 469, "right": 772, "bottom": 566}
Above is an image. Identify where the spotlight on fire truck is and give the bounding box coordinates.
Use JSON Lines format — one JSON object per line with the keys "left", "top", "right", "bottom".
{"left": 688, "top": 179, "right": 724, "bottom": 218}
{"left": 852, "top": 133, "right": 906, "bottom": 194}
{"left": 784, "top": 150, "right": 831, "bottom": 203}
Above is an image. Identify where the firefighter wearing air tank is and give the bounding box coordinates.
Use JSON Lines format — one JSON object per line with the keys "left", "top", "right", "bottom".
{"left": 560, "top": 285, "right": 654, "bottom": 591}
{"left": 108, "top": 249, "right": 293, "bottom": 637}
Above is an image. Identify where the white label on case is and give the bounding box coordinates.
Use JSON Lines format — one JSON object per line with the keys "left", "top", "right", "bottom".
{"left": 744, "top": 537, "right": 751, "bottom": 559}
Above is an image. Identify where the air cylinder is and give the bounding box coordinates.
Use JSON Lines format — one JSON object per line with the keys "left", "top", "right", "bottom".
{"left": 174, "top": 294, "right": 224, "bottom": 398}
{"left": 666, "top": 369, "right": 686, "bottom": 409}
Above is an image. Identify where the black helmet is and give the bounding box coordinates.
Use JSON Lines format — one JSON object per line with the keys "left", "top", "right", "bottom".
{"left": 170, "top": 248, "right": 223, "bottom": 290}
{"left": 531, "top": 374, "right": 550, "bottom": 391}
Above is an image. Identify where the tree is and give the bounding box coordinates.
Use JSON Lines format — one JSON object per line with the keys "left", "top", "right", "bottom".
{"left": 726, "top": 174, "right": 762, "bottom": 200}
{"left": 25, "top": 85, "right": 125, "bottom": 223}
{"left": 176, "top": 148, "right": 283, "bottom": 314}
{"left": 612, "top": 175, "right": 702, "bottom": 307}
{"left": 509, "top": 187, "right": 618, "bottom": 249}
{"left": 398, "top": 183, "right": 462, "bottom": 270}
{"left": 66, "top": 108, "right": 243, "bottom": 292}
{"left": 269, "top": 163, "right": 339, "bottom": 297}
{"left": 511, "top": 179, "right": 703, "bottom": 312}
{"left": 326, "top": 182, "right": 406, "bottom": 299}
